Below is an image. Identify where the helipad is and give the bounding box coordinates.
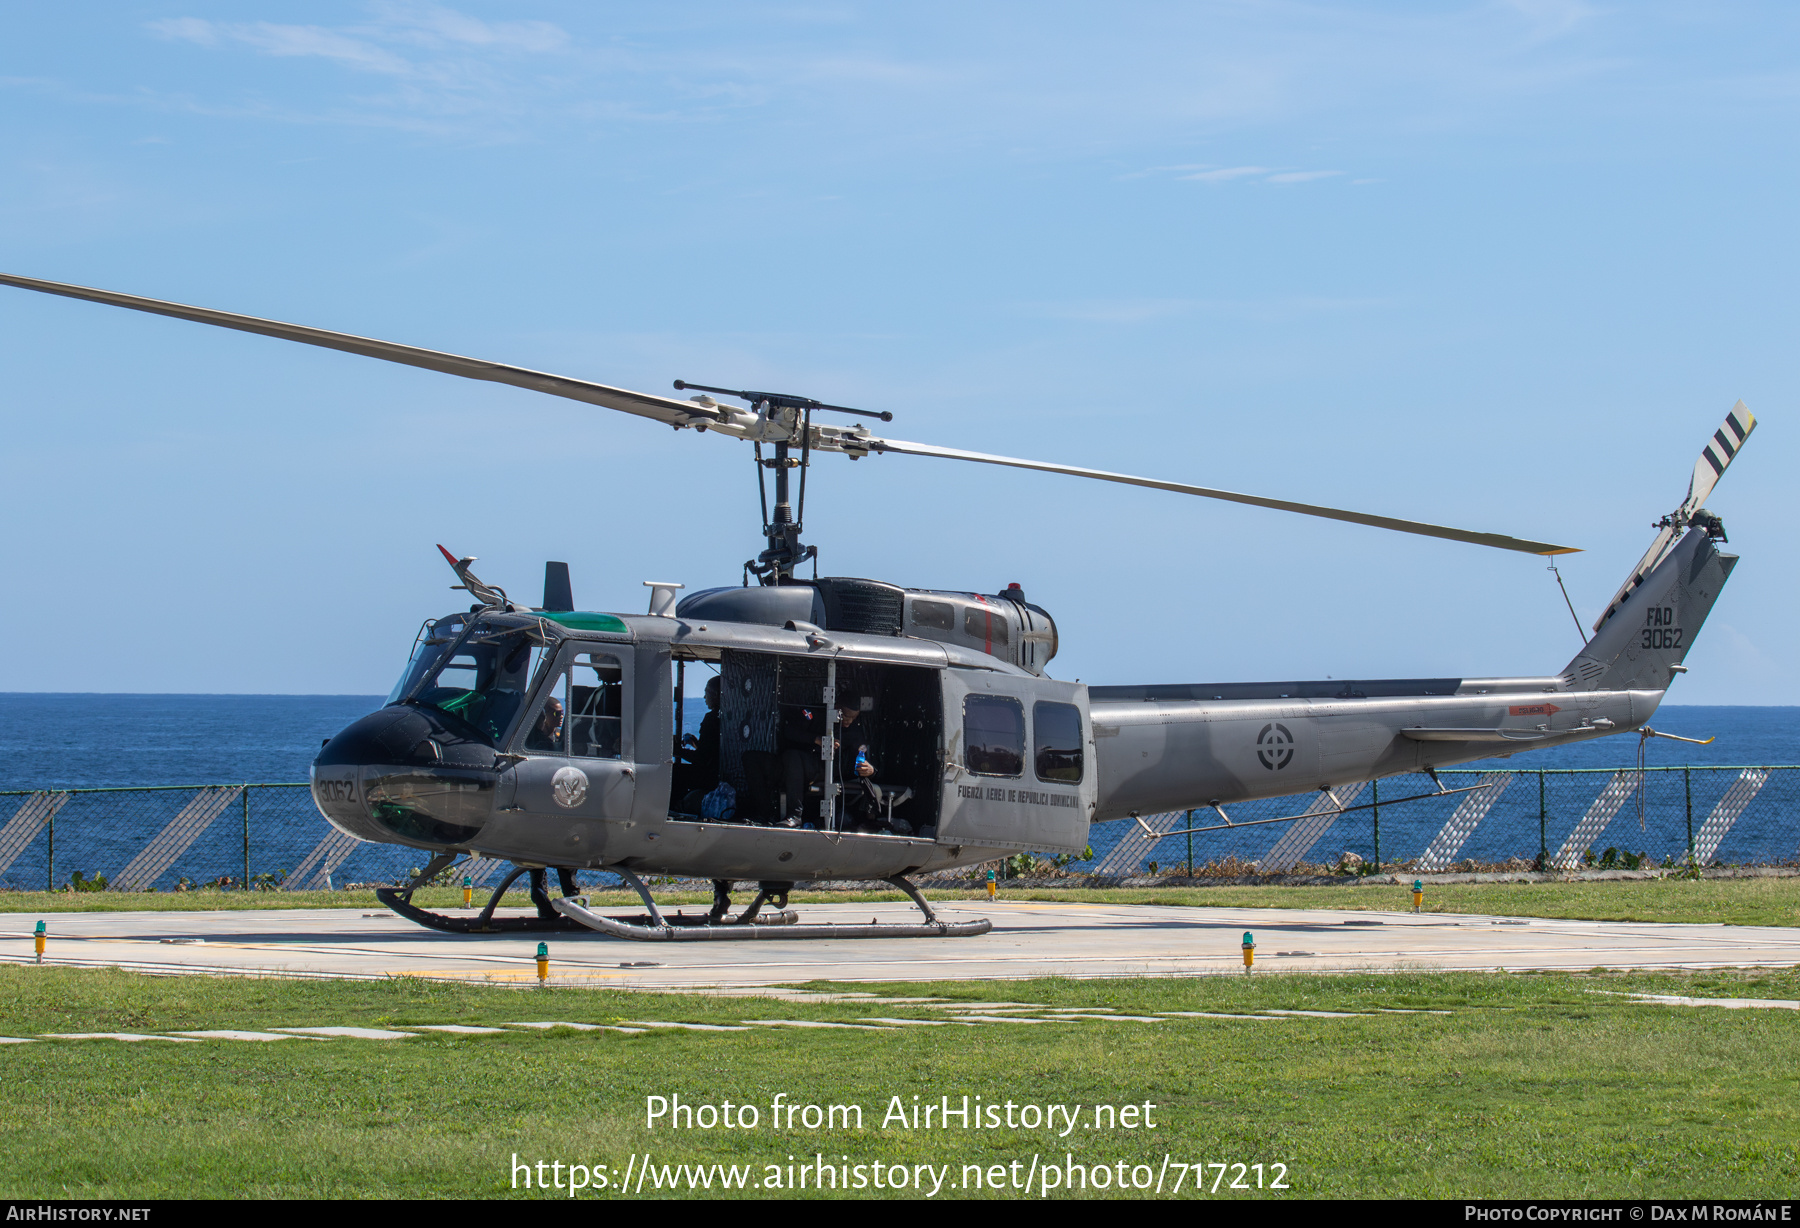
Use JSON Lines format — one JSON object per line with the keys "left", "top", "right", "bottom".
{"left": 5, "top": 901, "right": 1797, "bottom": 988}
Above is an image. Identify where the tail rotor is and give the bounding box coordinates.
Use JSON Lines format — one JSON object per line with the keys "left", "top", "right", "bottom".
{"left": 1591, "top": 402, "right": 1755, "bottom": 634}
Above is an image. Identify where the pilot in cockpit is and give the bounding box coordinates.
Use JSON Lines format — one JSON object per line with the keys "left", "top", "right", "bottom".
{"left": 525, "top": 697, "right": 564, "bottom": 753}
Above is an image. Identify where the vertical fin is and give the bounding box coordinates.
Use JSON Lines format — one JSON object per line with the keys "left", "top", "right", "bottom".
{"left": 1565, "top": 528, "right": 1736, "bottom": 693}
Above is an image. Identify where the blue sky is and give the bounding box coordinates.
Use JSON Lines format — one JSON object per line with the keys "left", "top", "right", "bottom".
{"left": 1, "top": 1, "right": 1794, "bottom": 700}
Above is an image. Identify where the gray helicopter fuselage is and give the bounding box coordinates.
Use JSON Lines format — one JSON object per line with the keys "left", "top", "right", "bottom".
{"left": 310, "top": 525, "right": 1736, "bottom": 880}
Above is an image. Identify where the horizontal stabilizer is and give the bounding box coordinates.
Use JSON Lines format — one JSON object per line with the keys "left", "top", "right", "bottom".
{"left": 1400, "top": 728, "right": 1551, "bottom": 743}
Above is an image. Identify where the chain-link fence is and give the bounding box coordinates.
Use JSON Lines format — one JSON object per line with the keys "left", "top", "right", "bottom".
{"left": 2, "top": 766, "right": 1796, "bottom": 893}
{"left": 1081, "top": 766, "right": 1800, "bottom": 877}
{"left": 0, "top": 785, "right": 416, "bottom": 893}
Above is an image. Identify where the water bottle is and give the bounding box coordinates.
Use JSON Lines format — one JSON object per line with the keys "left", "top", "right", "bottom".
{"left": 854, "top": 746, "right": 868, "bottom": 774}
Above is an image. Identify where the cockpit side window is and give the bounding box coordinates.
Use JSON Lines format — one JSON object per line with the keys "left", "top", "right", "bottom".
{"left": 521, "top": 651, "right": 624, "bottom": 760}
{"left": 568, "top": 653, "right": 624, "bottom": 759}
{"left": 964, "top": 695, "right": 1024, "bottom": 777}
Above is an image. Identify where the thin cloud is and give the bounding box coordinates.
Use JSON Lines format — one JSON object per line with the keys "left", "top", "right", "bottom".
{"left": 1017, "top": 296, "right": 1389, "bottom": 324}
{"left": 1179, "top": 165, "right": 1271, "bottom": 182}
{"left": 1500, "top": 0, "right": 1600, "bottom": 42}
{"left": 371, "top": 3, "right": 570, "bottom": 54}
{"left": 1156, "top": 165, "right": 1342, "bottom": 185}
{"left": 149, "top": 19, "right": 415, "bottom": 75}
{"left": 147, "top": 5, "right": 573, "bottom": 79}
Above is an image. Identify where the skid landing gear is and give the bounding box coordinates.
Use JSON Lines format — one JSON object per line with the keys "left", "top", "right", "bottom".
{"left": 553, "top": 869, "right": 992, "bottom": 941}
{"left": 377, "top": 853, "right": 588, "bottom": 933}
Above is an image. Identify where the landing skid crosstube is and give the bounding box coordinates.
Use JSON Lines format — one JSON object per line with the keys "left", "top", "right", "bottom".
{"left": 554, "top": 869, "right": 992, "bottom": 941}
{"left": 376, "top": 853, "right": 590, "bottom": 933}
{"left": 376, "top": 855, "right": 990, "bottom": 940}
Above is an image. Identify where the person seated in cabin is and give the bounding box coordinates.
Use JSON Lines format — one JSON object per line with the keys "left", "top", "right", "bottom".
{"left": 677, "top": 677, "right": 722, "bottom": 814}
{"left": 785, "top": 695, "right": 877, "bottom": 829}
{"left": 524, "top": 697, "right": 564, "bottom": 753}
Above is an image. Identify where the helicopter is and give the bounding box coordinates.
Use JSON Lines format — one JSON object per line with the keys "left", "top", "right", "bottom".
{"left": 0, "top": 271, "right": 1756, "bottom": 940}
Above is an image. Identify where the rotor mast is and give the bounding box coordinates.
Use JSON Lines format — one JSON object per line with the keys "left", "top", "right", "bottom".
{"left": 756, "top": 426, "right": 813, "bottom": 585}
{"left": 675, "top": 381, "right": 893, "bottom": 586}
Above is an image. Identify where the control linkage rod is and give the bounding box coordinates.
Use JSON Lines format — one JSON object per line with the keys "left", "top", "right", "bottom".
{"left": 674, "top": 380, "right": 894, "bottom": 422}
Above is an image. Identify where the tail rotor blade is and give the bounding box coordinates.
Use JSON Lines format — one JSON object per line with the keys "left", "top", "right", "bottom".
{"left": 1683, "top": 401, "right": 1756, "bottom": 516}
{"left": 1591, "top": 402, "right": 1755, "bottom": 633}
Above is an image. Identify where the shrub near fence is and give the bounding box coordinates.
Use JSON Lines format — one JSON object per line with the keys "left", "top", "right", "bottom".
{"left": 0, "top": 766, "right": 1795, "bottom": 894}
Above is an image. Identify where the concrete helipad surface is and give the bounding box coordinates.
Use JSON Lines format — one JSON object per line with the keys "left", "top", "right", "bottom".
{"left": 4, "top": 900, "right": 1798, "bottom": 988}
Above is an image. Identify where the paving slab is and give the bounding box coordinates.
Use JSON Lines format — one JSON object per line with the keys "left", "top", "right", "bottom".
{"left": 168, "top": 1030, "right": 324, "bottom": 1041}
{"left": 1, "top": 901, "right": 1796, "bottom": 989}
{"left": 42, "top": 1032, "right": 200, "bottom": 1042}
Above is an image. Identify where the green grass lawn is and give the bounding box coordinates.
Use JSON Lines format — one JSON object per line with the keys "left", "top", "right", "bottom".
{"left": 4, "top": 875, "right": 1798, "bottom": 927}
{"left": 2, "top": 965, "right": 1795, "bottom": 1199}
{"left": 987, "top": 877, "right": 1800, "bottom": 928}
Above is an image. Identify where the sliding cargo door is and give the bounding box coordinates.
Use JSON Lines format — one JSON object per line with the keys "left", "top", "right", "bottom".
{"left": 937, "top": 669, "right": 1092, "bottom": 853}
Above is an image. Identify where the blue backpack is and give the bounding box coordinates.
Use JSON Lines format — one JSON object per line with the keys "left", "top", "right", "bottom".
{"left": 700, "top": 782, "right": 737, "bottom": 821}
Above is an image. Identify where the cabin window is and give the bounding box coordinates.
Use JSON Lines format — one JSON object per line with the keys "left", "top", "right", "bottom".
{"left": 964, "top": 695, "right": 1024, "bottom": 777}
{"left": 1033, "top": 701, "right": 1083, "bottom": 783}
{"left": 911, "top": 599, "right": 954, "bottom": 631}
{"left": 964, "top": 605, "right": 1009, "bottom": 645}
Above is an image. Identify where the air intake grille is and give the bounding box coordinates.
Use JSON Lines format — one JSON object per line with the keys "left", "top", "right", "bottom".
{"left": 816, "top": 578, "right": 904, "bottom": 635}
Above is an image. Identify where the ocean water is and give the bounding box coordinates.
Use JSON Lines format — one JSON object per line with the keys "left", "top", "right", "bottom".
{"left": 0, "top": 694, "right": 389, "bottom": 791}
{"left": 0, "top": 696, "right": 1794, "bottom": 889}
{"left": 4, "top": 696, "right": 1790, "bottom": 792}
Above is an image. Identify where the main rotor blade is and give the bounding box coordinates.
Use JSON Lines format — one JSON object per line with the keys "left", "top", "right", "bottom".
{"left": 0, "top": 271, "right": 1580, "bottom": 556}
{"left": 868, "top": 437, "right": 1579, "bottom": 556}
{"left": 0, "top": 271, "right": 713, "bottom": 428}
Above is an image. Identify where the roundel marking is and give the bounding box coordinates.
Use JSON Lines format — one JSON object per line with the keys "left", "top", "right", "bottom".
{"left": 1256, "top": 722, "right": 1295, "bottom": 771}
{"left": 551, "top": 765, "right": 590, "bottom": 809}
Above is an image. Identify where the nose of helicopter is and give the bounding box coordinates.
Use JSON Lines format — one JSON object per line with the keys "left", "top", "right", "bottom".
{"left": 310, "top": 705, "right": 502, "bottom": 850}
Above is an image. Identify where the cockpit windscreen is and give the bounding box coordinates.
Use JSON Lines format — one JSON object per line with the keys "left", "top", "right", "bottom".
{"left": 388, "top": 618, "right": 550, "bottom": 744}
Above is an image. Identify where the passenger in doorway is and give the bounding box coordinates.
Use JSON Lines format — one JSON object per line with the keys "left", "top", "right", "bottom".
{"left": 678, "top": 677, "right": 722, "bottom": 813}
{"left": 776, "top": 695, "right": 875, "bottom": 829}
{"left": 525, "top": 697, "right": 564, "bottom": 753}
